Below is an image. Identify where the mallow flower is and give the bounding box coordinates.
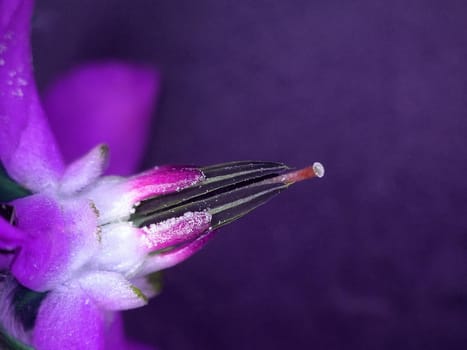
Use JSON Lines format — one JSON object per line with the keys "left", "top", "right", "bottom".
{"left": 0, "top": 0, "right": 324, "bottom": 349}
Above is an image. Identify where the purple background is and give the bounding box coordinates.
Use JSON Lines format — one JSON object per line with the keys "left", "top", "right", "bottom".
{"left": 33, "top": 1, "right": 467, "bottom": 349}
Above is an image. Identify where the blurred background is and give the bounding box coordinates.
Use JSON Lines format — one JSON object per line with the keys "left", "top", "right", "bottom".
{"left": 32, "top": 1, "right": 467, "bottom": 349}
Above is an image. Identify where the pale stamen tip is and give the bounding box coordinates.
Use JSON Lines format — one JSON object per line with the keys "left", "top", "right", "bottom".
{"left": 312, "top": 162, "right": 325, "bottom": 178}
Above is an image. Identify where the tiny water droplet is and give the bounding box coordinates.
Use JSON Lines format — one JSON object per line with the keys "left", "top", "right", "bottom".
{"left": 17, "top": 77, "right": 27, "bottom": 86}
{"left": 11, "top": 88, "right": 23, "bottom": 97}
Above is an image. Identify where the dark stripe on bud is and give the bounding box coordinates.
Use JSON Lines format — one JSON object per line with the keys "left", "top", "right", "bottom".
{"left": 130, "top": 161, "right": 290, "bottom": 230}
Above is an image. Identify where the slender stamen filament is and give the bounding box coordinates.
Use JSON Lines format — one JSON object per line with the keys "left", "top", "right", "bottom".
{"left": 262, "top": 162, "right": 325, "bottom": 185}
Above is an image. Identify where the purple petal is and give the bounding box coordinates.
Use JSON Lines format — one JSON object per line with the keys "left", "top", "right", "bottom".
{"left": 11, "top": 193, "right": 99, "bottom": 291}
{"left": 42, "top": 61, "right": 160, "bottom": 176}
{"left": 33, "top": 287, "right": 106, "bottom": 350}
{"left": 0, "top": 0, "right": 64, "bottom": 191}
{"left": 34, "top": 289, "right": 153, "bottom": 350}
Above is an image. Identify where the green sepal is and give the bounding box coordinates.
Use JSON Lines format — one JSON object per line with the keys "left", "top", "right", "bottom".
{"left": 0, "top": 164, "right": 31, "bottom": 202}
{"left": 130, "top": 285, "right": 148, "bottom": 303}
{"left": 146, "top": 271, "right": 164, "bottom": 295}
{"left": 0, "top": 327, "right": 33, "bottom": 350}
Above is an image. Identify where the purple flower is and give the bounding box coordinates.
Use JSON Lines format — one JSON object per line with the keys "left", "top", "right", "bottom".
{"left": 0, "top": 0, "right": 324, "bottom": 349}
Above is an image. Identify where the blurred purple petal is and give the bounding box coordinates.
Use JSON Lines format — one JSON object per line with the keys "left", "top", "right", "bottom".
{"left": 43, "top": 61, "right": 160, "bottom": 176}
{"left": 0, "top": 0, "right": 64, "bottom": 191}
{"left": 33, "top": 288, "right": 106, "bottom": 350}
